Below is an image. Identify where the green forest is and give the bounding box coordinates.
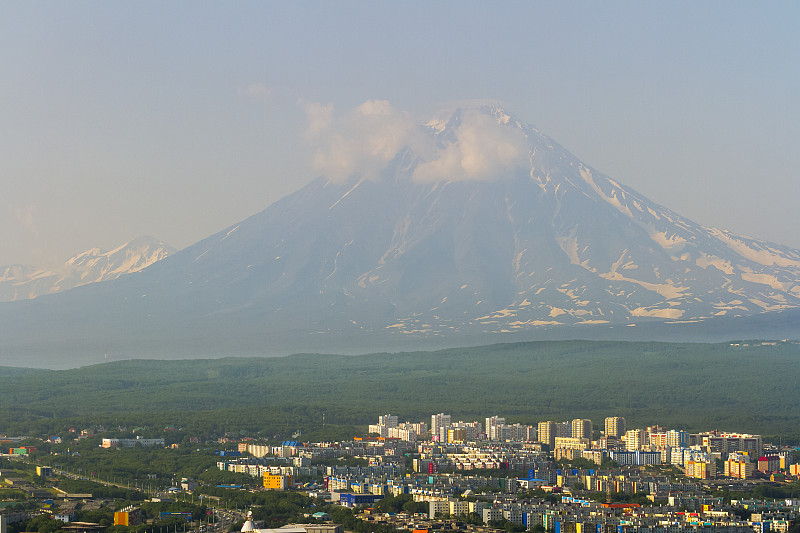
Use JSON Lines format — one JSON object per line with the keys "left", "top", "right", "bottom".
{"left": 1, "top": 340, "right": 798, "bottom": 439}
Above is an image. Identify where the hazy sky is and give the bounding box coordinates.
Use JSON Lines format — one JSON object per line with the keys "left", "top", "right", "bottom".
{"left": 3, "top": 2, "right": 799, "bottom": 268}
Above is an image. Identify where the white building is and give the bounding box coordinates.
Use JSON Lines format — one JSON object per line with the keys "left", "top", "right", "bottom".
{"left": 378, "top": 415, "right": 398, "bottom": 428}
{"left": 431, "top": 413, "right": 452, "bottom": 440}
{"left": 101, "top": 437, "right": 165, "bottom": 448}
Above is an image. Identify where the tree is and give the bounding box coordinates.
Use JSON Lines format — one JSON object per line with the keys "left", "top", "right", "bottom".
{"left": 402, "top": 499, "right": 428, "bottom": 515}
{"left": 24, "top": 515, "right": 63, "bottom": 533}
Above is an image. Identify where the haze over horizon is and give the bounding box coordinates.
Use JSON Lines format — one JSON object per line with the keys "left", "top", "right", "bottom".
{"left": 3, "top": 2, "right": 799, "bottom": 269}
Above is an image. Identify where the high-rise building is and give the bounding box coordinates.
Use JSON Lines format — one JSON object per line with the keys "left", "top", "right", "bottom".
{"left": 725, "top": 456, "right": 754, "bottom": 479}
{"left": 368, "top": 424, "right": 388, "bottom": 437}
{"left": 387, "top": 427, "right": 417, "bottom": 442}
{"left": 625, "top": 429, "right": 646, "bottom": 451}
{"left": 538, "top": 421, "right": 557, "bottom": 449}
{"left": 485, "top": 416, "right": 506, "bottom": 440}
{"left": 571, "top": 418, "right": 593, "bottom": 440}
{"left": 686, "top": 460, "right": 715, "bottom": 479}
{"left": 448, "top": 422, "right": 478, "bottom": 442}
{"left": 411, "top": 422, "right": 429, "bottom": 435}
{"left": 649, "top": 432, "right": 667, "bottom": 447}
{"left": 758, "top": 456, "right": 781, "bottom": 473}
{"left": 431, "top": 413, "right": 451, "bottom": 439}
{"left": 604, "top": 417, "right": 626, "bottom": 438}
{"left": 447, "top": 428, "right": 467, "bottom": 443}
{"left": 666, "top": 430, "right": 687, "bottom": 448}
{"left": 378, "top": 414, "right": 398, "bottom": 428}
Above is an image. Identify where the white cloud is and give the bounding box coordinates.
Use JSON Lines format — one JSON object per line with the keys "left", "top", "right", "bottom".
{"left": 355, "top": 99, "right": 393, "bottom": 116}
{"left": 299, "top": 99, "right": 334, "bottom": 138}
{"left": 304, "top": 99, "right": 419, "bottom": 181}
{"left": 300, "top": 100, "right": 530, "bottom": 183}
{"left": 239, "top": 83, "right": 272, "bottom": 102}
{"left": 412, "top": 109, "right": 529, "bottom": 183}
{"left": 12, "top": 203, "right": 38, "bottom": 237}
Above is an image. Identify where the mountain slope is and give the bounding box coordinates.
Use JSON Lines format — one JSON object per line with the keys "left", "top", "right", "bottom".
{"left": 0, "top": 236, "right": 175, "bottom": 302}
{"left": 0, "top": 106, "right": 798, "bottom": 367}
{"left": 151, "top": 106, "right": 800, "bottom": 333}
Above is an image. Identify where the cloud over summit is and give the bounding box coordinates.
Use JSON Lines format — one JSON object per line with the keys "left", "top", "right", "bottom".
{"left": 413, "top": 108, "right": 529, "bottom": 183}
{"left": 301, "top": 100, "right": 530, "bottom": 183}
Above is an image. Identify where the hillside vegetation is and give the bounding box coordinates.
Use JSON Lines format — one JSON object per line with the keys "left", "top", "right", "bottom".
{"left": 1, "top": 340, "right": 798, "bottom": 438}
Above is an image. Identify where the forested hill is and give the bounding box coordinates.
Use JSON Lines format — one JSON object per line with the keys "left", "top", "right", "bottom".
{"left": 0, "top": 366, "right": 48, "bottom": 377}
{"left": 1, "top": 340, "right": 798, "bottom": 437}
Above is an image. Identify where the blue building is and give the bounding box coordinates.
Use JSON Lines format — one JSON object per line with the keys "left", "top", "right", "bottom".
{"left": 337, "top": 493, "right": 385, "bottom": 507}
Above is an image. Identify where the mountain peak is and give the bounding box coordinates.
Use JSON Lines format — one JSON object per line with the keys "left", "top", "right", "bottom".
{"left": 0, "top": 236, "right": 175, "bottom": 302}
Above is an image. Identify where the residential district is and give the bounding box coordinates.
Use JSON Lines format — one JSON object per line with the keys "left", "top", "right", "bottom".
{"left": 3, "top": 414, "right": 800, "bottom": 533}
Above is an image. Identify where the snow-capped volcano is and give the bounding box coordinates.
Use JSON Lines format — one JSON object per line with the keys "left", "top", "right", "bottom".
{"left": 0, "top": 236, "right": 175, "bottom": 302}
{"left": 190, "top": 104, "right": 796, "bottom": 334}
{"left": 1, "top": 105, "right": 798, "bottom": 364}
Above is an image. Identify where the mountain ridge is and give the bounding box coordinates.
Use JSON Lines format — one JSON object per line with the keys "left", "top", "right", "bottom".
{"left": 0, "top": 236, "right": 175, "bottom": 302}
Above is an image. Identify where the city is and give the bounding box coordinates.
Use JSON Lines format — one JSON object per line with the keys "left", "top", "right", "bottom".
{"left": 3, "top": 413, "right": 800, "bottom": 533}
{"left": 3, "top": 6, "right": 799, "bottom": 533}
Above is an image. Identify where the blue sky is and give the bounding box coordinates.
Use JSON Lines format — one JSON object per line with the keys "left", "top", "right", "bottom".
{"left": 2, "top": 2, "right": 799, "bottom": 266}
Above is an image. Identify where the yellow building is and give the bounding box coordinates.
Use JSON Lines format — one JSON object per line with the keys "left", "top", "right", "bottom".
{"left": 538, "top": 421, "right": 556, "bottom": 449}
{"left": 604, "top": 417, "right": 626, "bottom": 439}
{"left": 724, "top": 459, "right": 754, "bottom": 479}
{"left": 114, "top": 508, "right": 142, "bottom": 526}
{"left": 780, "top": 454, "right": 793, "bottom": 470}
{"left": 686, "top": 460, "right": 715, "bottom": 479}
{"left": 447, "top": 428, "right": 466, "bottom": 443}
{"left": 554, "top": 437, "right": 590, "bottom": 450}
{"left": 263, "top": 473, "right": 293, "bottom": 490}
{"left": 554, "top": 448, "right": 583, "bottom": 461}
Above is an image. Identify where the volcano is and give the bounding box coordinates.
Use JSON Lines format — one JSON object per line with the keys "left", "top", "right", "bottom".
{"left": 2, "top": 105, "right": 799, "bottom": 367}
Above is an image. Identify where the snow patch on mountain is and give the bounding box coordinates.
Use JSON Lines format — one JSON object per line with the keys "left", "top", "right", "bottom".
{"left": 631, "top": 306, "right": 685, "bottom": 319}
{"left": 650, "top": 230, "right": 687, "bottom": 249}
{"left": 739, "top": 271, "right": 787, "bottom": 291}
{"left": 710, "top": 229, "right": 800, "bottom": 267}
{"left": 579, "top": 165, "right": 633, "bottom": 217}
{"left": 0, "top": 236, "right": 174, "bottom": 302}
{"left": 696, "top": 255, "right": 735, "bottom": 274}
{"left": 557, "top": 231, "right": 581, "bottom": 265}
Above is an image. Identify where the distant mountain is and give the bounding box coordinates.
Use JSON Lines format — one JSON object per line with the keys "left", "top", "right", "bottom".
{"left": 1, "top": 106, "right": 798, "bottom": 367}
{"left": 0, "top": 236, "right": 175, "bottom": 302}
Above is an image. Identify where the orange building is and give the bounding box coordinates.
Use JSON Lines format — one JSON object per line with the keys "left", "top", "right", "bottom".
{"left": 724, "top": 459, "right": 754, "bottom": 479}
{"left": 263, "top": 473, "right": 293, "bottom": 490}
{"left": 114, "top": 508, "right": 142, "bottom": 526}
